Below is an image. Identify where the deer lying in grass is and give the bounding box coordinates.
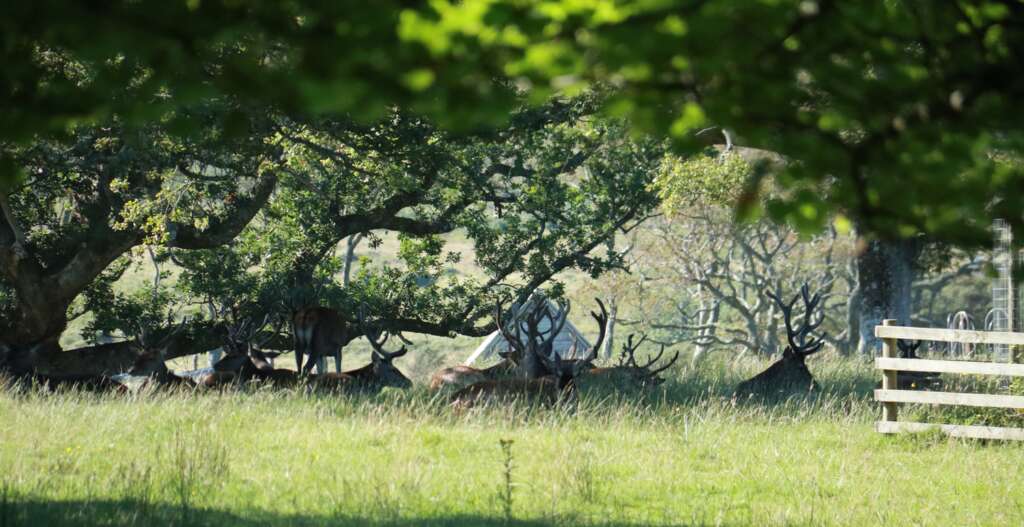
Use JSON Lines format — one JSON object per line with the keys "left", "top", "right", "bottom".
{"left": 428, "top": 350, "right": 518, "bottom": 392}
{"left": 449, "top": 347, "right": 589, "bottom": 409}
{"left": 316, "top": 316, "right": 412, "bottom": 393}
{"left": 449, "top": 298, "right": 598, "bottom": 408}
{"left": 734, "top": 284, "right": 826, "bottom": 399}
{"left": 115, "top": 320, "right": 199, "bottom": 391}
{"left": 429, "top": 300, "right": 534, "bottom": 392}
{"left": 582, "top": 333, "right": 680, "bottom": 390}
{"left": 195, "top": 314, "right": 300, "bottom": 388}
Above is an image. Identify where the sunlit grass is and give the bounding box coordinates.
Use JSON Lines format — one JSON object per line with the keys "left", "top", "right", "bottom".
{"left": 2, "top": 355, "right": 1023, "bottom": 526}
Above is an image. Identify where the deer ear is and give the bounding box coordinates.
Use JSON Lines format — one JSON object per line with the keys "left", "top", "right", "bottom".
{"left": 782, "top": 347, "right": 795, "bottom": 359}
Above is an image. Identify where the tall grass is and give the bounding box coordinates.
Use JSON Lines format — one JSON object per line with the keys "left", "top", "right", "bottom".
{"left": 1, "top": 355, "right": 1023, "bottom": 526}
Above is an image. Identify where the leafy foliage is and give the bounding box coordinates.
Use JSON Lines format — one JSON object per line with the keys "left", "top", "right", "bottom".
{"left": 656, "top": 149, "right": 754, "bottom": 214}
{"left": 10, "top": 1, "right": 1022, "bottom": 242}
{"left": 173, "top": 99, "right": 662, "bottom": 340}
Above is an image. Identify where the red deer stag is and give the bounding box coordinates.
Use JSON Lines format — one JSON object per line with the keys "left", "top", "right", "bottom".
{"left": 313, "top": 311, "right": 412, "bottom": 393}
{"left": 429, "top": 301, "right": 527, "bottom": 392}
{"left": 582, "top": 333, "right": 680, "bottom": 390}
{"left": 521, "top": 297, "right": 571, "bottom": 378}
{"left": 449, "top": 298, "right": 604, "bottom": 408}
{"left": 881, "top": 340, "right": 941, "bottom": 391}
{"left": 450, "top": 347, "right": 588, "bottom": 409}
{"left": 120, "top": 320, "right": 196, "bottom": 390}
{"left": 429, "top": 351, "right": 518, "bottom": 393}
{"left": 734, "top": 284, "right": 826, "bottom": 399}
{"left": 293, "top": 306, "right": 347, "bottom": 375}
{"left": 199, "top": 315, "right": 299, "bottom": 388}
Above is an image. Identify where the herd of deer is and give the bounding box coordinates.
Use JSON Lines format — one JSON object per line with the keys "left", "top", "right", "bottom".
{"left": 12, "top": 284, "right": 940, "bottom": 402}
{"left": 117, "top": 298, "right": 681, "bottom": 407}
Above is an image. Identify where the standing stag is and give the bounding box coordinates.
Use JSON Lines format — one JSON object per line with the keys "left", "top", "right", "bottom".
{"left": 734, "top": 284, "right": 826, "bottom": 399}
{"left": 293, "top": 306, "right": 347, "bottom": 374}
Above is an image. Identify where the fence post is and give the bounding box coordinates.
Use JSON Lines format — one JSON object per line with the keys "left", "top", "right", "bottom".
{"left": 881, "top": 319, "right": 899, "bottom": 423}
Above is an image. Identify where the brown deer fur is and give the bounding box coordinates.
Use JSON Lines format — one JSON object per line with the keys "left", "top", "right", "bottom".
{"left": 734, "top": 284, "right": 826, "bottom": 399}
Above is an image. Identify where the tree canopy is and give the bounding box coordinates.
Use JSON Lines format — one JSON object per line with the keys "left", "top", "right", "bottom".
{"left": 0, "top": 93, "right": 661, "bottom": 378}
{"left": 5, "top": 2, "right": 1023, "bottom": 243}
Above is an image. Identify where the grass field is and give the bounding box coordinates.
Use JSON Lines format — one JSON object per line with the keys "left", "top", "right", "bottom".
{"left": 2, "top": 356, "right": 1024, "bottom": 527}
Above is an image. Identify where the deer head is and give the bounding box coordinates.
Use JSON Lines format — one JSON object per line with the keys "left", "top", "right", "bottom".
{"left": 495, "top": 295, "right": 570, "bottom": 379}
{"left": 616, "top": 333, "right": 680, "bottom": 386}
{"left": 359, "top": 308, "right": 413, "bottom": 389}
{"left": 537, "top": 346, "right": 590, "bottom": 394}
{"left": 898, "top": 339, "right": 922, "bottom": 359}
{"left": 212, "top": 311, "right": 283, "bottom": 377}
{"left": 130, "top": 318, "right": 188, "bottom": 377}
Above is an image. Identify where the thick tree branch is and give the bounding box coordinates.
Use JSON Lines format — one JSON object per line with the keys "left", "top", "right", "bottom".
{"left": 167, "top": 171, "right": 278, "bottom": 249}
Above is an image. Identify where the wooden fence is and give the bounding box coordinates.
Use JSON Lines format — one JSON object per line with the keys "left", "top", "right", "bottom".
{"left": 875, "top": 319, "right": 1024, "bottom": 441}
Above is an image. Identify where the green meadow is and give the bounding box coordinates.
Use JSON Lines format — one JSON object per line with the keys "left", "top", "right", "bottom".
{"left": 2, "top": 356, "right": 1022, "bottom": 527}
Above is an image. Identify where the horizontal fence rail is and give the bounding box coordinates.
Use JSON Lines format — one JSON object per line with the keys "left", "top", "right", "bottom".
{"left": 875, "top": 325, "right": 1024, "bottom": 346}
{"left": 875, "top": 389, "right": 1024, "bottom": 409}
{"left": 874, "top": 319, "right": 1024, "bottom": 441}
{"left": 876, "top": 421, "right": 1024, "bottom": 441}
{"left": 874, "top": 357, "right": 1024, "bottom": 377}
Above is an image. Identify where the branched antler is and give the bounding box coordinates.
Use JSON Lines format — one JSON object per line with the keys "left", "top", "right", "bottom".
{"left": 525, "top": 297, "right": 569, "bottom": 359}
{"left": 359, "top": 306, "right": 408, "bottom": 360}
{"left": 617, "top": 332, "right": 680, "bottom": 379}
{"left": 766, "top": 283, "right": 826, "bottom": 357}
{"left": 898, "top": 339, "right": 921, "bottom": 359}
{"left": 587, "top": 298, "right": 608, "bottom": 362}
{"left": 618, "top": 333, "right": 649, "bottom": 367}
{"left": 495, "top": 299, "right": 528, "bottom": 359}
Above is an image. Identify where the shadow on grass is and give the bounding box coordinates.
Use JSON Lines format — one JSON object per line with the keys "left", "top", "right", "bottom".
{"left": 2, "top": 498, "right": 712, "bottom": 527}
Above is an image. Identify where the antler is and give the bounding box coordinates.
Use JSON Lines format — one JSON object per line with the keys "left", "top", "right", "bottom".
{"left": 520, "top": 296, "right": 569, "bottom": 362}
{"left": 223, "top": 309, "right": 272, "bottom": 355}
{"left": 495, "top": 299, "right": 528, "bottom": 358}
{"left": 525, "top": 296, "right": 570, "bottom": 359}
{"left": 897, "top": 339, "right": 921, "bottom": 359}
{"left": 618, "top": 333, "right": 648, "bottom": 368}
{"left": 359, "top": 305, "right": 408, "bottom": 360}
{"left": 586, "top": 298, "right": 609, "bottom": 362}
{"left": 617, "top": 332, "right": 680, "bottom": 378}
{"left": 646, "top": 345, "right": 681, "bottom": 377}
{"left": 767, "top": 283, "right": 826, "bottom": 357}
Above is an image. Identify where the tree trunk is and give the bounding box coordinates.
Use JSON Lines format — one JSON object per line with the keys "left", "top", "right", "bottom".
{"left": 342, "top": 233, "right": 364, "bottom": 288}
{"left": 4, "top": 324, "right": 224, "bottom": 377}
{"left": 844, "top": 279, "right": 862, "bottom": 355}
{"left": 855, "top": 237, "right": 919, "bottom": 356}
{"left": 690, "top": 300, "right": 719, "bottom": 365}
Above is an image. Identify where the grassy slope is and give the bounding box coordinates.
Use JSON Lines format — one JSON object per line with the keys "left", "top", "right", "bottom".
{"left": 2, "top": 357, "right": 1023, "bottom": 527}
